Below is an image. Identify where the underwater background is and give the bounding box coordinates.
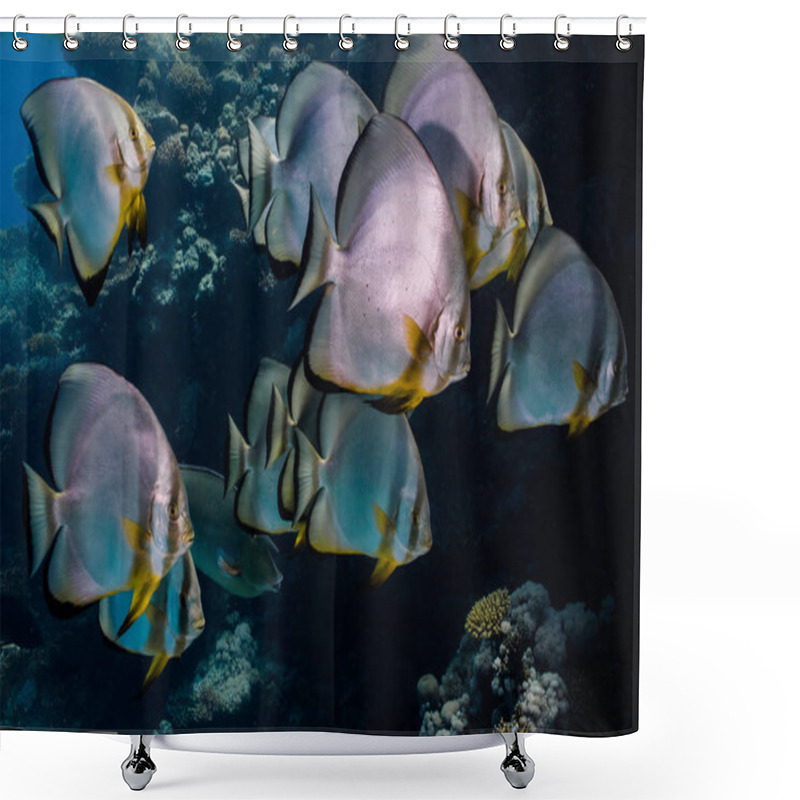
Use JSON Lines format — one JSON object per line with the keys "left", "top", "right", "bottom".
{"left": 0, "top": 33, "right": 641, "bottom": 736}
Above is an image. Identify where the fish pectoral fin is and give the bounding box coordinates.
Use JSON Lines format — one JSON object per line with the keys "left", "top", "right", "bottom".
{"left": 29, "top": 201, "right": 65, "bottom": 265}
{"left": 139, "top": 653, "right": 171, "bottom": 695}
{"left": 293, "top": 522, "right": 308, "bottom": 552}
{"left": 372, "top": 503, "right": 397, "bottom": 539}
{"left": 368, "top": 555, "right": 399, "bottom": 588}
{"left": 104, "top": 163, "right": 125, "bottom": 186}
{"left": 217, "top": 552, "right": 242, "bottom": 577}
{"left": 122, "top": 518, "right": 151, "bottom": 552}
{"left": 403, "top": 315, "right": 433, "bottom": 363}
{"left": 572, "top": 361, "right": 598, "bottom": 395}
{"left": 116, "top": 572, "right": 160, "bottom": 638}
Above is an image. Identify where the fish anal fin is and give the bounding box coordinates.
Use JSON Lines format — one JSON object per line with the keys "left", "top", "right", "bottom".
{"left": 225, "top": 415, "right": 251, "bottom": 496}
{"left": 266, "top": 385, "right": 289, "bottom": 468}
{"left": 140, "top": 652, "right": 171, "bottom": 695}
{"left": 64, "top": 224, "right": 112, "bottom": 308}
{"left": 29, "top": 201, "right": 65, "bottom": 265}
{"left": 369, "top": 556, "right": 399, "bottom": 588}
{"left": 291, "top": 186, "right": 334, "bottom": 309}
{"left": 489, "top": 299, "right": 511, "bottom": 404}
{"left": 136, "top": 194, "right": 148, "bottom": 249}
{"left": 566, "top": 407, "right": 592, "bottom": 439}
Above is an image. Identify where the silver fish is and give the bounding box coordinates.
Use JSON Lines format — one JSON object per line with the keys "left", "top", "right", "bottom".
{"left": 180, "top": 466, "right": 283, "bottom": 597}
{"left": 287, "top": 392, "right": 432, "bottom": 586}
{"left": 99, "top": 552, "right": 204, "bottom": 693}
{"left": 489, "top": 227, "right": 628, "bottom": 435}
{"left": 226, "top": 358, "right": 295, "bottom": 534}
{"left": 245, "top": 63, "right": 377, "bottom": 267}
{"left": 292, "top": 113, "right": 471, "bottom": 413}
{"left": 20, "top": 77, "right": 155, "bottom": 306}
{"left": 23, "top": 363, "right": 193, "bottom": 637}
{"left": 470, "top": 120, "right": 553, "bottom": 290}
{"left": 384, "top": 36, "right": 524, "bottom": 279}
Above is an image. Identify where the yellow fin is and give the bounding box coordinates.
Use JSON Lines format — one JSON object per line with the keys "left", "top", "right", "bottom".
{"left": 567, "top": 408, "right": 591, "bottom": 439}
{"left": 504, "top": 224, "right": 530, "bottom": 284}
{"left": 293, "top": 522, "right": 308, "bottom": 552}
{"left": 373, "top": 503, "right": 396, "bottom": 538}
{"left": 122, "top": 518, "right": 150, "bottom": 551}
{"left": 454, "top": 188, "right": 477, "bottom": 228}
{"left": 572, "top": 361, "right": 597, "bottom": 395}
{"left": 104, "top": 163, "right": 125, "bottom": 186}
{"left": 140, "top": 652, "right": 170, "bottom": 695}
{"left": 369, "top": 555, "right": 399, "bottom": 588}
{"left": 403, "top": 315, "right": 433, "bottom": 363}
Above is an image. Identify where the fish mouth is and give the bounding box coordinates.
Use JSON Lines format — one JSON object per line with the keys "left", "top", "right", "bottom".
{"left": 182, "top": 528, "right": 195, "bottom": 545}
{"left": 193, "top": 617, "right": 206, "bottom": 631}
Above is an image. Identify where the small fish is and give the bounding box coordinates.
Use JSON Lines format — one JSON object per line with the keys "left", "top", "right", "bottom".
{"left": 469, "top": 120, "right": 553, "bottom": 290}
{"left": 226, "top": 357, "right": 296, "bottom": 534}
{"left": 180, "top": 466, "right": 283, "bottom": 597}
{"left": 232, "top": 115, "right": 276, "bottom": 250}
{"left": 99, "top": 552, "right": 205, "bottom": 693}
{"left": 286, "top": 392, "right": 432, "bottom": 585}
{"left": 20, "top": 77, "right": 155, "bottom": 306}
{"left": 489, "top": 227, "right": 628, "bottom": 434}
{"left": 244, "top": 63, "right": 377, "bottom": 268}
{"left": 23, "top": 363, "right": 193, "bottom": 637}
{"left": 292, "top": 113, "right": 471, "bottom": 413}
{"left": 384, "top": 36, "right": 524, "bottom": 278}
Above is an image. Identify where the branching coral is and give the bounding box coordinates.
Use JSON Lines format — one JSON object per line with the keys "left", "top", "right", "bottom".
{"left": 465, "top": 588, "right": 511, "bottom": 639}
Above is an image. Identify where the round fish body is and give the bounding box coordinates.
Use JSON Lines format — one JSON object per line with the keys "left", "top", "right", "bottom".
{"left": 20, "top": 77, "right": 155, "bottom": 305}
{"left": 490, "top": 227, "right": 628, "bottom": 433}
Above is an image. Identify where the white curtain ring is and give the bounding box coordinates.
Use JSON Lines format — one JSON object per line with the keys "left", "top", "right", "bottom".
{"left": 616, "top": 15, "right": 632, "bottom": 51}
{"left": 500, "top": 14, "right": 516, "bottom": 51}
{"left": 554, "top": 14, "right": 570, "bottom": 51}
{"left": 176, "top": 14, "right": 191, "bottom": 50}
{"left": 227, "top": 15, "right": 242, "bottom": 51}
{"left": 283, "top": 15, "right": 298, "bottom": 51}
{"left": 394, "top": 15, "right": 410, "bottom": 50}
{"left": 443, "top": 14, "right": 460, "bottom": 51}
{"left": 122, "top": 14, "right": 138, "bottom": 51}
{"left": 63, "top": 13, "right": 79, "bottom": 51}
{"left": 339, "top": 14, "right": 354, "bottom": 50}
{"left": 12, "top": 14, "right": 29, "bottom": 51}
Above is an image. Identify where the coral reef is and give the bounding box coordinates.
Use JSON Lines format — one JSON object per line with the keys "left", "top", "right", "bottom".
{"left": 465, "top": 588, "right": 511, "bottom": 639}
{"left": 419, "top": 581, "right": 611, "bottom": 735}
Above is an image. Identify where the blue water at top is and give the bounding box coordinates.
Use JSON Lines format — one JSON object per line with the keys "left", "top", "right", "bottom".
{"left": 0, "top": 35, "right": 75, "bottom": 228}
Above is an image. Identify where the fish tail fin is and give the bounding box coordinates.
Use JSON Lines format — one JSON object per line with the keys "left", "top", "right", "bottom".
{"left": 266, "top": 386, "right": 289, "bottom": 469}
{"left": 489, "top": 299, "right": 511, "bottom": 403}
{"left": 293, "top": 428, "right": 322, "bottom": 521}
{"left": 225, "top": 415, "right": 251, "bottom": 496}
{"left": 290, "top": 186, "right": 333, "bottom": 309}
{"left": 22, "top": 463, "right": 61, "bottom": 576}
{"left": 139, "top": 653, "right": 171, "bottom": 695}
{"left": 29, "top": 201, "right": 64, "bottom": 265}
{"left": 247, "top": 117, "right": 274, "bottom": 234}
{"left": 232, "top": 179, "right": 251, "bottom": 229}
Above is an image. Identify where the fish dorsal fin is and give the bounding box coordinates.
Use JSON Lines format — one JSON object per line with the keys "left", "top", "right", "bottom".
{"left": 20, "top": 79, "right": 68, "bottom": 199}
{"left": 489, "top": 299, "right": 512, "bottom": 404}
{"left": 277, "top": 63, "right": 365, "bottom": 159}
{"left": 335, "top": 113, "right": 443, "bottom": 247}
{"left": 231, "top": 179, "right": 251, "bottom": 229}
{"left": 48, "top": 363, "right": 129, "bottom": 488}
{"left": 383, "top": 35, "right": 467, "bottom": 118}
{"left": 246, "top": 357, "right": 290, "bottom": 444}
{"left": 247, "top": 117, "right": 275, "bottom": 234}
{"left": 278, "top": 446, "right": 297, "bottom": 521}
{"left": 237, "top": 136, "right": 251, "bottom": 185}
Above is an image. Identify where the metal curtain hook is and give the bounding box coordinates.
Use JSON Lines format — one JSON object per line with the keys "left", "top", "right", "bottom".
{"left": 500, "top": 14, "right": 516, "bottom": 50}
{"left": 443, "top": 14, "right": 460, "bottom": 51}
{"left": 283, "top": 15, "right": 298, "bottom": 51}
{"left": 554, "top": 14, "right": 570, "bottom": 51}
{"left": 616, "top": 14, "right": 632, "bottom": 51}
{"left": 176, "top": 14, "right": 191, "bottom": 50}
{"left": 339, "top": 14, "right": 354, "bottom": 50}
{"left": 63, "top": 13, "right": 79, "bottom": 51}
{"left": 394, "top": 15, "right": 410, "bottom": 50}
{"left": 227, "top": 15, "right": 242, "bottom": 51}
{"left": 12, "top": 14, "right": 29, "bottom": 51}
{"left": 122, "top": 14, "right": 138, "bottom": 51}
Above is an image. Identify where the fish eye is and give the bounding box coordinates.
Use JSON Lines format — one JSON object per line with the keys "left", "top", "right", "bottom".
{"left": 454, "top": 324, "right": 466, "bottom": 343}
{"left": 130, "top": 127, "right": 138, "bottom": 140}
{"left": 167, "top": 502, "right": 179, "bottom": 521}
{"left": 497, "top": 179, "right": 507, "bottom": 196}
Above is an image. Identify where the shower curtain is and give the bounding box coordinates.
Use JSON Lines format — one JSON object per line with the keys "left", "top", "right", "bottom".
{"left": 0, "top": 29, "right": 642, "bottom": 738}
